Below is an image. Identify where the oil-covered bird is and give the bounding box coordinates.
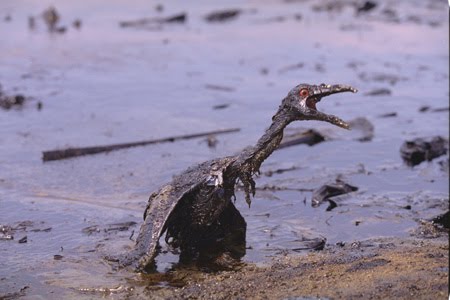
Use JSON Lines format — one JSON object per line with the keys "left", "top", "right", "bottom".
{"left": 120, "top": 83, "right": 357, "bottom": 272}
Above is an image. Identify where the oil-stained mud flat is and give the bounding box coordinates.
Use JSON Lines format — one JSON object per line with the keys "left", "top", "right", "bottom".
{"left": 0, "top": 0, "right": 448, "bottom": 299}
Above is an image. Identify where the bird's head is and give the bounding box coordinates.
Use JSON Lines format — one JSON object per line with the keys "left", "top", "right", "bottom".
{"left": 279, "top": 83, "right": 358, "bottom": 129}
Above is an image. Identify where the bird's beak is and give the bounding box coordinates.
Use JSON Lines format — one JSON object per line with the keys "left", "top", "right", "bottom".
{"left": 310, "top": 84, "right": 358, "bottom": 130}
{"left": 312, "top": 84, "right": 358, "bottom": 97}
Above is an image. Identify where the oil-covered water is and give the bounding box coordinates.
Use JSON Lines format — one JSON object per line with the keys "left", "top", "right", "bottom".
{"left": 0, "top": 0, "right": 448, "bottom": 298}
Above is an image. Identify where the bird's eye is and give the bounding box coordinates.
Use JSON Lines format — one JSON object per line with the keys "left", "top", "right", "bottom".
{"left": 299, "top": 89, "right": 309, "bottom": 98}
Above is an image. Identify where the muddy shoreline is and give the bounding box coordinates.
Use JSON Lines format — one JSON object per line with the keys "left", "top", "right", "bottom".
{"left": 73, "top": 236, "right": 448, "bottom": 299}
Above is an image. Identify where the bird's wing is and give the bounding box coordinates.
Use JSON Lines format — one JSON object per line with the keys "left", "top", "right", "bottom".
{"left": 120, "top": 157, "right": 235, "bottom": 271}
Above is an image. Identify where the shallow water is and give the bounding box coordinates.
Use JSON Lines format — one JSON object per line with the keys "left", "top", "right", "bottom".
{"left": 0, "top": 0, "right": 448, "bottom": 298}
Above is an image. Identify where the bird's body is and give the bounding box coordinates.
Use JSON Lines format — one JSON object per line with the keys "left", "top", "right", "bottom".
{"left": 119, "top": 83, "right": 357, "bottom": 272}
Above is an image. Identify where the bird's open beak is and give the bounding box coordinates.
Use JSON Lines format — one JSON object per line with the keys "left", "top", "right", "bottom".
{"left": 309, "top": 84, "right": 358, "bottom": 130}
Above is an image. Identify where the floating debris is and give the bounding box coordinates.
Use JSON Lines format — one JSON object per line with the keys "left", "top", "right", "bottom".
{"left": 419, "top": 105, "right": 449, "bottom": 113}
{"left": 212, "top": 104, "right": 230, "bottom": 110}
{"left": 364, "top": 88, "right": 392, "bottom": 96}
{"left": 378, "top": 112, "right": 397, "bottom": 118}
{"left": 263, "top": 166, "right": 299, "bottom": 177}
{"left": 356, "top": 1, "right": 378, "bottom": 14}
{"left": 119, "top": 12, "right": 186, "bottom": 28}
{"left": 205, "top": 84, "right": 235, "bottom": 92}
{"left": 312, "top": 179, "right": 358, "bottom": 207}
{"left": 205, "top": 9, "right": 241, "bottom": 22}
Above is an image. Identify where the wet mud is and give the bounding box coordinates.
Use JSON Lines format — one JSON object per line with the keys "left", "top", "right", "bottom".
{"left": 0, "top": 0, "right": 448, "bottom": 299}
{"left": 121, "top": 237, "right": 448, "bottom": 300}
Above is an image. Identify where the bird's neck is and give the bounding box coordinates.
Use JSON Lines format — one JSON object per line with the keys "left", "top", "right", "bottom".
{"left": 236, "top": 110, "right": 292, "bottom": 173}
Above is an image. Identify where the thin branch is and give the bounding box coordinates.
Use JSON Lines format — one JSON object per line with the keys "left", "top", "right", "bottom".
{"left": 42, "top": 128, "right": 240, "bottom": 162}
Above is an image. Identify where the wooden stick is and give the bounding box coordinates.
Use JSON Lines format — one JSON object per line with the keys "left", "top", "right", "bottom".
{"left": 42, "top": 128, "right": 240, "bottom": 162}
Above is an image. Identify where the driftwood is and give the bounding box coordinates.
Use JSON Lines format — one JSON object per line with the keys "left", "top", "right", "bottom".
{"left": 42, "top": 128, "right": 240, "bottom": 162}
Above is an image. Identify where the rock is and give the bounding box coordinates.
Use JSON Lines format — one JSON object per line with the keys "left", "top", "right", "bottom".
{"left": 400, "top": 136, "right": 448, "bottom": 166}
{"left": 431, "top": 211, "right": 449, "bottom": 230}
{"left": 312, "top": 179, "right": 358, "bottom": 207}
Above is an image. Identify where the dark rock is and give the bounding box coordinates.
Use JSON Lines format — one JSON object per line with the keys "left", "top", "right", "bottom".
{"left": 119, "top": 13, "right": 186, "bottom": 28}
{"left": 431, "top": 211, "right": 449, "bottom": 230}
{"left": 312, "top": 179, "right": 358, "bottom": 207}
{"left": 326, "top": 199, "right": 337, "bottom": 211}
{"left": 18, "top": 236, "right": 27, "bottom": 244}
{"left": 400, "top": 136, "right": 448, "bottom": 166}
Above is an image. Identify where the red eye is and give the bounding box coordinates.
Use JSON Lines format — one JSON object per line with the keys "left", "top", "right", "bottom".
{"left": 299, "top": 88, "right": 309, "bottom": 98}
